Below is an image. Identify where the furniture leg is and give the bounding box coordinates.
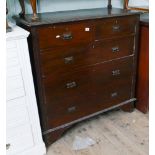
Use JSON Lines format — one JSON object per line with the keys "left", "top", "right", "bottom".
{"left": 43, "top": 126, "right": 71, "bottom": 146}
{"left": 19, "top": 0, "right": 25, "bottom": 17}
{"left": 29, "top": 0, "right": 38, "bottom": 20}
{"left": 121, "top": 102, "right": 134, "bottom": 112}
{"left": 124, "top": 0, "right": 129, "bottom": 9}
{"left": 108, "top": 0, "right": 112, "bottom": 9}
{"left": 6, "top": 3, "right": 12, "bottom": 32}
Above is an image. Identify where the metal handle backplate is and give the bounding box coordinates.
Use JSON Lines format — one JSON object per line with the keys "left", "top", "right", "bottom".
{"left": 66, "top": 81, "right": 77, "bottom": 89}
{"left": 111, "top": 92, "right": 118, "bottom": 98}
{"left": 62, "top": 32, "right": 73, "bottom": 40}
{"left": 64, "top": 56, "right": 74, "bottom": 64}
{"left": 112, "top": 47, "right": 119, "bottom": 52}
{"left": 112, "top": 69, "right": 120, "bottom": 76}
{"left": 67, "top": 106, "right": 76, "bottom": 113}
{"left": 112, "top": 25, "right": 120, "bottom": 32}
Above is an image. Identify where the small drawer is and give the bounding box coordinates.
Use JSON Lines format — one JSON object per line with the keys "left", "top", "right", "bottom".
{"left": 7, "top": 58, "right": 19, "bottom": 68}
{"left": 95, "top": 15, "right": 138, "bottom": 40}
{"left": 7, "top": 67, "right": 21, "bottom": 78}
{"left": 6, "top": 76, "right": 25, "bottom": 101}
{"left": 43, "top": 57, "right": 134, "bottom": 129}
{"left": 7, "top": 88, "right": 25, "bottom": 101}
{"left": 37, "top": 21, "right": 93, "bottom": 50}
{"left": 6, "top": 98, "right": 29, "bottom": 128}
{"left": 7, "top": 48, "right": 18, "bottom": 59}
{"left": 7, "top": 76, "right": 24, "bottom": 92}
{"left": 6, "top": 41, "right": 17, "bottom": 49}
{"left": 7, "top": 48, "right": 19, "bottom": 68}
{"left": 93, "top": 36, "right": 135, "bottom": 59}
{"left": 6, "top": 124, "right": 34, "bottom": 155}
{"left": 6, "top": 96, "right": 25, "bottom": 107}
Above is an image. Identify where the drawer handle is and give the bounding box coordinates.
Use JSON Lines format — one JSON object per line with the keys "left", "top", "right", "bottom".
{"left": 66, "top": 81, "right": 77, "bottom": 89}
{"left": 62, "top": 32, "right": 73, "bottom": 40}
{"left": 64, "top": 56, "right": 74, "bottom": 64}
{"left": 6, "top": 144, "right": 11, "bottom": 150}
{"left": 112, "top": 47, "right": 119, "bottom": 52}
{"left": 67, "top": 106, "right": 76, "bottom": 113}
{"left": 111, "top": 92, "right": 118, "bottom": 98}
{"left": 112, "top": 69, "right": 120, "bottom": 76}
{"left": 112, "top": 25, "right": 120, "bottom": 32}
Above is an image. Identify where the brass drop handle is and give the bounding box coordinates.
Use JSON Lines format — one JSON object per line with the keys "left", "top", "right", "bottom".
{"left": 112, "top": 47, "right": 119, "bottom": 52}
{"left": 62, "top": 32, "right": 73, "bottom": 40}
{"left": 6, "top": 144, "right": 11, "bottom": 150}
{"left": 66, "top": 81, "right": 77, "bottom": 89}
{"left": 111, "top": 92, "right": 118, "bottom": 98}
{"left": 67, "top": 106, "right": 76, "bottom": 113}
{"left": 112, "top": 69, "right": 120, "bottom": 76}
{"left": 112, "top": 25, "right": 120, "bottom": 31}
{"left": 64, "top": 56, "right": 74, "bottom": 64}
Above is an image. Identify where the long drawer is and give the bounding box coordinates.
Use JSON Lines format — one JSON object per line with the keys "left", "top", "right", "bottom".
{"left": 95, "top": 15, "right": 138, "bottom": 40}
{"left": 40, "top": 36, "right": 134, "bottom": 77}
{"left": 38, "top": 21, "right": 93, "bottom": 50}
{"left": 42, "top": 57, "right": 134, "bottom": 129}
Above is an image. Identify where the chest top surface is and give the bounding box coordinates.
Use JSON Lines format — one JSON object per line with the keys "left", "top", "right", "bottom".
{"left": 14, "top": 8, "right": 140, "bottom": 27}
{"left": 140, "top": 13, "right": 149, "bottom": 26}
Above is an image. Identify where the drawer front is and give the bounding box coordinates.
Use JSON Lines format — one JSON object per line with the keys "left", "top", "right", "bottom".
{"left": 40, "top": 44, "right": 91, "bottom": 76}
{"left": 93, "top": 36, "right": 134, "bottom": 59}
{"left": 40, "top": 36, "right": 134, "bottom": 76}
{"left": 7, "top": 48, "right": 19, "bottom": 68}
{"left": 6, "top": 124, "right": 34, "bottom": 155}
{"left": 7, "top": 40, "right": 17, "bottom": 49}
{"left": 7, "top": 67, "right": 21, "bottom": 78}
{"left": 95, "top": 16, "right": 138, "bottom": 39}
{"left": 6, "top": 75, "right": 25, "bottom": 101}
{"left": 42, "top": 57, "right": 134, "bottom": 129}
{"left": 38, "top": 21, "right": 93, "bottom": 50}
{"left": 6, "top": 98, "right": 29, "bottom": 128}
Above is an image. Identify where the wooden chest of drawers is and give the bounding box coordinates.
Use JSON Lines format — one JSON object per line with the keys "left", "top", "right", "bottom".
{"left": 14, "top": 8, "right": 140, "bottom": 146}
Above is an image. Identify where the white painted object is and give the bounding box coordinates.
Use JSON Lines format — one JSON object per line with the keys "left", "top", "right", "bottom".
{"left": 6, "top": 26, "right": 46, "bottom": 155}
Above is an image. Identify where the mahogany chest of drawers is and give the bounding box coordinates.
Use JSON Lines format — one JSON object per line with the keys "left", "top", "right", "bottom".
{"left": 14, "top": 8, "right": 140, "bottom": 146}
